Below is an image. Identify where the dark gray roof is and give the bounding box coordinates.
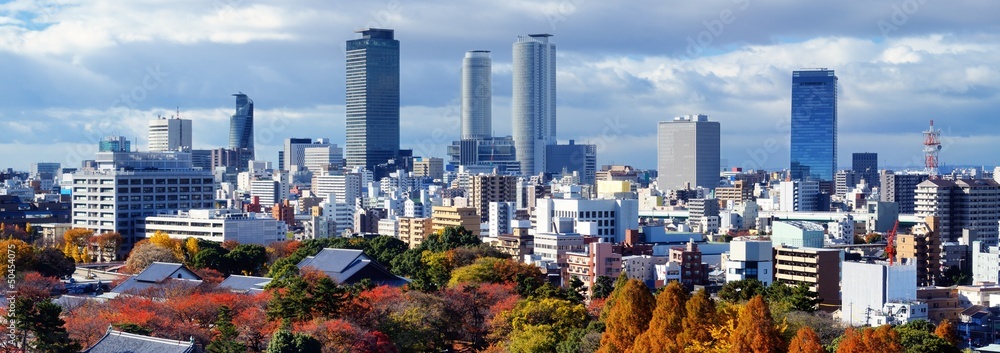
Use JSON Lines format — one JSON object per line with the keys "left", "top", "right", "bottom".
{"left": 297, "top": 248, "right": 408, "bottom": 286}
{"left": 111, "top": 262, "right": 202, "bottom": 296}
{"left": 219, "top": 275, "right": 271, "bottom": 293}
{"left": 134, "top": 262, "right": 201, "bottom": 283}
{"left": 83, "top": 328, "right": 197, "bottom": 353}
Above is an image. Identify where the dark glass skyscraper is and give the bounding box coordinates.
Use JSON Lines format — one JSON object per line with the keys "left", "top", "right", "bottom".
{"left": 346, "top": 28, "right": 400, "bottom": 170}
{"left": 229, "top": 93, "right": 254, "bottom": 156}
{"left": 852, "top": 152, "right": 878, "bottom": 187}
{"left": 790, "top": 69, "right": 837, "bottom": 181}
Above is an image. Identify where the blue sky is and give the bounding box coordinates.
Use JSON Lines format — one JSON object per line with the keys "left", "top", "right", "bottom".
{"left": 0, "top": 0, "right": 998, "bottom": 171}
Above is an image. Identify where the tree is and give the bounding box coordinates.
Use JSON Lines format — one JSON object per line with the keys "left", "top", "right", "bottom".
{"left": 365, "top": 235, "right": 407, "bottom": 272}
{"left": 123, "top": 240, "right": 182, "bottom": 273}
{"left": 836, "top": 325, "right": 903, "bottom": 353}
{"left": 632, "top": 281, "right": 689, "bottom": 352}
{"left": 266, "top": 329, "right": 321, "bottom": 353}
{"left": 206, "top": 306, "right": 245, "bottom": 353}
{"left": 718, "top": 279, "right": 766, "bottom": 303}
{"left": 677, "top": 288, "right": 718, "bottom": 349}
{"left": 503, "top": 297, "right": 588, "bottom": 353}
{"left": 599, "top": 273, "right": 630, "bottom": 322}
{"left": 225, "top": 244, "right": 268, "bottom": 276}
{"left": 731, "top": 295, "right": 783, "bottom": 353}
{"left": 192, "top": 247, "right": 230, "bottom": 274}
{"left": 92, "top": 232, "right": 123, "bottom": 262}
{"left": 422, "top": 226, "right": 481, "bottom": 252}
{"left": 592, "top": 275, "right": 614, "bottom": 299}
{"left": 598, "top": 279, "right": 655, "bottom": 353}
{"left": 0, "top": 238, "right": 34, "bottom": 276}
{"left": 11, "top": 297, "right": 82, "bottom": 352}
{"left": 32, "top": 247, "right": 75, "bottom": 278}
{"left": 935, "top": 319, "right": 959, "bottom": 346}
{"left": 62, "top": 228, "right": 94, "bottom": 263}
{"left": 789, "top": 326, "right": 824, "bottom": 353}
{"left": 149, "top": 230, "right": 184, "bottom": 260}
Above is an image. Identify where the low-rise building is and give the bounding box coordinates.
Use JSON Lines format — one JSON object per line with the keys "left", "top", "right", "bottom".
{"left": 918, "top": 287, "right": 962, "bottom": 323}
{"left": 622, "top": 255, "right": 668, "bottom": 288}
{"left": 566, "top": 242, "right": 622, "bottom": 294}
{"left": 772, "top": 221, "right": 825, "bottom": 248}
{"left": 724, "top": 239, "right": 773, "bottom": 286}
{"left": 144, "top": 209, "right": 287, "bottom": 245}
{"left": 431, "top": 205, "right": 480, "bottom": 237}
{"left": 774, "top": 245, "right": 843, "bottom": 310}
{"left": 669, "top": 240, "right": 708, "bottom": 288}
{"left": 841, "top": 260, "right": 917, "bottom": 326}
{"left": 398, "top": 217, "right": 433, "bottom": 249}
{"left": 897, "top": 216, "right": 942, "bottom": 287}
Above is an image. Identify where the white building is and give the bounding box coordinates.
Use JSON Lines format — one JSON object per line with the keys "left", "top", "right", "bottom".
{"left": 973, "top": 240, "right": 1000, "bottom": 284}
{"left": 303, "top": 143, "right": 344, "bottom": 174}
{"left": 622, "top": 255, "right": 668, "bottom": 286}
{"left": 148, "top": 117, "right": 192, "bottom": 152}
{"left": 319, "top": 200, "right": 354, "bottom": 236}
{"left": 724, "top": 240, "right": 773, "bottom": 286}
{"left": 826, "top": 214, "right": 855, "bottom": 245}
{"left": 313, "top": 173, "right": 361, "bottom": 205}
{"left": 377, "top": 218, "right": 398, "bottom": 238}
{"left": 778, "top": 179, "right": 820, "bottom": 212}
{"left": 144, "top": 209, "right": 287, "bottom": 245}
{"left": 250, "top": 180, "right": 280, "bottom": 207}
{"left": 533, "top": 218, "right": 585, "bottom": 272}
{"left": 534, "top": 197, "right": 639, "bottom": 243}
{"left": 841, "top": 260, "right": 918, "bottom": 326}
{"left": 511, "top": 34, "right": 556, "bottom": 176}
{"left": 489, "top": 201, "right": 516, "bottom": 237}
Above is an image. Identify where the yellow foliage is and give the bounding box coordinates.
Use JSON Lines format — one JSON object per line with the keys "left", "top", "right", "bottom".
{"left": 62, "top": 228, "right": 94, "bottom": 263}
{"left": 0, "top": 238, "right": 32, "bottom": 275}
{"left": 185, "top": 237, "right": 199, "bottom": 257}
{"left": 149, "top": 230, "right": 184, "bottom": 260}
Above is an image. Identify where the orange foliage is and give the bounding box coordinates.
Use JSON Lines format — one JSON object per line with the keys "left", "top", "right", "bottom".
{"left": 788, "top": 326, "right": 824, "bottom": 353}
{"left": 586, "top": 297, "right": 607, "bottom": 318}
{"left": 731, "top": 295, "right": 783, "bottom": 353}
{"left": 16, "top": 271, "right": 64, "bottom": 301}
{"left": 64, "top": 302, "right": 113, "bottom": 348}
{"left": 935, "top": 319, "right": 959, "bottom": 346}
{"left": 632, "top": 281, "right": 689, "bottom": 353}
{"left": 836, "top": 325, "right": 902, "bottom": 353}
{"left": 598, "top": 279, "right": 655, "bottom": 353}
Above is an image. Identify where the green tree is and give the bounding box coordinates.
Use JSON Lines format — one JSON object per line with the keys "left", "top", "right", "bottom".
{"left": 598, "top": 279, "right": 655, "bottom": 353}
{"left": 719, "top": 279, "right": 767, "bottom": 303}
{"left": 505, "top": 297, "right": 589, "bottom": 353}
{"left": 365, "top": 235, "right": 407, "bottom": 272}
{"left": 207, "top": 305, "right": 245, "bottom": 353}
{"left": 225, "top": 244, "right": 268, "bottom": 275}
{"left": 191, "top": 247, "right": 230, "bottom": 273}
{"left": 266, "top": 329, "right": 322, "bottom": 353}
{"left": 592, "top": 275, "right": 615, "bottom": 299}
{"left": 422, "top": 226, "right": 481, "bottom": 252}
{"left": 114, "top": 322, "right": 152, "bottom": 336}
{"left": 12, "top": 297, "right": 82, "bottom": 352}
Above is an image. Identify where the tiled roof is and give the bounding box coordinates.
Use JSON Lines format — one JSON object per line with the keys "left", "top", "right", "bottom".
{"left": 83, "top": 328, "right": 197, "bottom": 353}
{"left": 219, "top": 275, "right": 271, "bottom": 293}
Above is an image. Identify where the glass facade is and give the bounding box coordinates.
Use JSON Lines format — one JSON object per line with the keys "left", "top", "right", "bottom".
{"left": 346, "top": 28, "right": 400, "bottom": 170}
{"left": 229, "top": 93, "right": 254, "bottom": 153}
{"left": 512, "top": 34, "right": 556, "bottom": 176}
{"left": 790, "top": 69, "right": 837, "bottom": 181}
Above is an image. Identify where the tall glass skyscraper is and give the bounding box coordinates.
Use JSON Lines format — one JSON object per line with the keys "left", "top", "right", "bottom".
{"left": 229, "top": 93, "right": 254, "bottom": 153}
{"left": 462, "top": 50, "right": 492, "bottom": 140}
{"left": 790, "top": 69, "right": 837, "bottom": 181}
{"left": 512, "top": 34, "right": 556, "bottom": 176}
{"left": 345, "top": 28, "right": 400, "bottom": 170}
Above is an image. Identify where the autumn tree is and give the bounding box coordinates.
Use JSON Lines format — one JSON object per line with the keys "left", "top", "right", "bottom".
{"left": 788, "top": 326, "right": 824, "bottom": 353}
{"left": 598, "top": 279, "right": 655, "bottom": 353}
{"left": 93, "top": 232, "right": 123, "bottom": 262}
{"left": 123, "top": 240, "right": 182, "bottom": 273}
{"left": 0, "top": 238, "right": 33, "bottom": 276}
{"left": 62, "top": 228, "right": 94, "bottom": 263}
{"left": 677, "top": 288, "right": 718, "bottom": 349}
{"left": 731, "top": 295, "right": 783, "bottom": 353}
{"left": 149, "top": 230, "right": 184, "bottom": 260}
{"left": 32, "top": 247, "right": 75, "bottom": 278}
{"left": 206, "top": 305, "right": 245, "bottom": 353}
{"left": 632, "top": 280, "right": 689, "bottom": 352}
{"left": 502, "top": 297, "right": 588, "bottom": 353}
{"left": 935, "top": 319, "right": 959, "bottom": 346}
{"left": 599, "top": 273, "right": 630, "bottom": 322}
{"left": 835, "top": 325, "right": 903, "bottom": 353}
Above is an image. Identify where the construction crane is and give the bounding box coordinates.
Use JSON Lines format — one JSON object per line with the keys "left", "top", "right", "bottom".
{"left": 886, "top": 220, "right": 900, "bottom": 265}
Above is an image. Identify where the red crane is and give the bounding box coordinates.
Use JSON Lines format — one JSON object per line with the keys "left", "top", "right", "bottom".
{"left": 886, "top": 220, "right": 900, "bottom": 265}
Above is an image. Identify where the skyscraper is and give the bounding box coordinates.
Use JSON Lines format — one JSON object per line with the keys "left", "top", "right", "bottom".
{"left": 346, "top": 28, "right": 400, "bottom": 170}
{"left": 229, "top": 93, "right": 254, "bottom": 155}
{"left": 852, "top": 152, "right": 878, "bottom": 187}
{"left": 657, "top": 115, "right": 721, "bottom": 191}
{"left": 462, "top": 50, "right": 492, "bottom": 140}
{"left": 512, "top": 34, "right": 556, "bottom": 176}
{"left": 148, "top": 117, "right": 192, "bottom": 152}
{"left": 790, "top": 69, "right": 838, "bottom": 181}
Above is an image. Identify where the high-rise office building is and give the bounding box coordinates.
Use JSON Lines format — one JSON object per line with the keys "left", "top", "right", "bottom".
{"left": 545, "top": 140, "right": 598, "bottom": 185}
{"left": 99, "top": 136, "right": 131, "bottom": 152}
{"left": 512, "top": 34, "right": 556, "bottom": 176}
{"left": 790, "top": 69, "right": 838, "bottom": 181}
{"left": 657, "top": 114, "right": 721, "bottom": 191}
{"left": 229, "top": 93, "right": 255, "bottom": 163}
{"left": 345, "top": 28, "right": 400, "bottom": 170}
{"left": 281, "top": 138, "right": 313, "bottom": 171}
{"left": 462, "top": 50, "right": 492, "bottom": 140}
{"left": 148, "top": 117, "right": 192, "bottom": 152}
{"left": 852, "top": 152, "right": 878, "bottom": 187}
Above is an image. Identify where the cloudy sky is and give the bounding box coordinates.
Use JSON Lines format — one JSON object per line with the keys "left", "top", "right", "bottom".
{"left": 1, "top": 0, "right": 998, "bottom": 172}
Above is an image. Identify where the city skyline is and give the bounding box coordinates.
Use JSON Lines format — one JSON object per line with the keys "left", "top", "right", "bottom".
{"left": 1, "top": 1, "right": 999, "bottom": 171}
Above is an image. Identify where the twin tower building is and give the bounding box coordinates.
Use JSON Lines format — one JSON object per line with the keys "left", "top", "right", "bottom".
{"left": 345, "top": 29, "right": 578, "bottom": 178}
